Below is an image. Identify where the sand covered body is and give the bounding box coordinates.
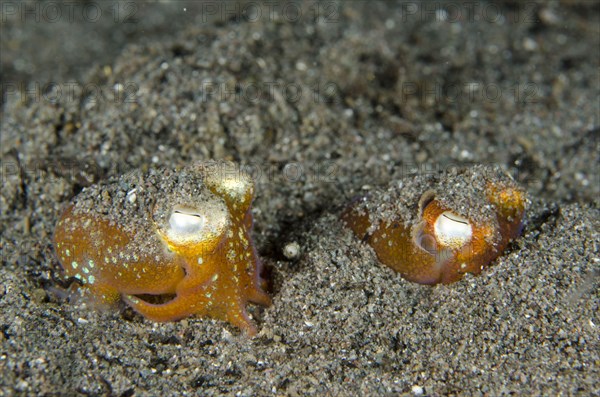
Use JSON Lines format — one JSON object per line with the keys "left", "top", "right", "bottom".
{"left": 52, "top": 162, "right": 270, "bottom": 335}
{"left": 343, "top": 165, "right": 525, "bottom": 284}
{"left": 1, "top": 2, "right": 598, "bottom": 395}
{"left": 347, "top": 165, "right": 511, "bottom": 232}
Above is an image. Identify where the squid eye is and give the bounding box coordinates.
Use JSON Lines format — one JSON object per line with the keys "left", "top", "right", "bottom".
{"left": 161, "top": 202, "right": 230, "bottom": 247}
{"left": 169, "top": 210, "right": 206, "bottom": 235}
{"left": 434, "top": 211, "right": 472, "bottom": 248}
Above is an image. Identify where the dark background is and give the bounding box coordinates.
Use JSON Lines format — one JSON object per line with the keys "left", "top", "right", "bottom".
{"left": 1, "top": 1, "right": 598, "bottom": 395}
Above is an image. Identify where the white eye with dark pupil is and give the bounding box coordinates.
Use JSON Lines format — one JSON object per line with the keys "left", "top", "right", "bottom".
{"left": 169, "top": 210, "right": 206, "bottom": 235}
{"left": 434, "top": 211, "right": 473, "bottom": 248}
{"left": 161, "top": 201, "right": 230, "bottom": 247}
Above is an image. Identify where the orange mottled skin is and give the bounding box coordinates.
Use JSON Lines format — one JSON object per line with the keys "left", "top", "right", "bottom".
{"left": 53, "top": 163, "right": 271, "bottom": 336}
{"left": 342, "top": 180, "right": 525, "bottom": 285}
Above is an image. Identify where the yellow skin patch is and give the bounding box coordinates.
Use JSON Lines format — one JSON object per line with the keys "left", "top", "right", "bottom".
{"left": 342, "top": 178, "right": 525, "bottom": 285}
{"left": 53, "top": 162, "right": 271, "bottom": 336}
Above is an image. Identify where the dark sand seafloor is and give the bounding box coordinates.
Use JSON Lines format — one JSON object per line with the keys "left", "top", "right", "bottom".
{"left": 1, "top": 1, "right": 599, "bottom": 396}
